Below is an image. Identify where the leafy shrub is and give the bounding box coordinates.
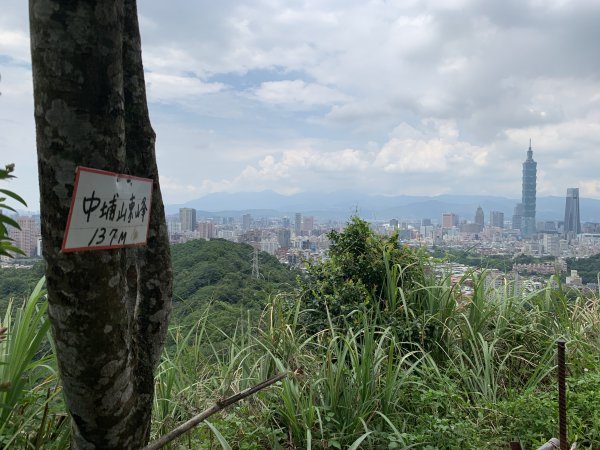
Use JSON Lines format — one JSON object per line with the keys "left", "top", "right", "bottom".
{"left": 298, "top": 216, "right": 427, "bottom": 334}
{"left": 0, "top": 163, "right": 28, "bottom": 258}
{"left": 0, "top": 278, "right": 69, "bottom": 449}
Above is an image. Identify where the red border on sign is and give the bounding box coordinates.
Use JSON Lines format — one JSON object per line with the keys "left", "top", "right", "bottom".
{"left": 61, "top": 166, "right": 154, "bottom": 253}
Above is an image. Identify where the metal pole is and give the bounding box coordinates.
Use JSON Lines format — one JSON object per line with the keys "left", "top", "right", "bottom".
{"left": 557, "top": 338, "right": 567, "bottom": 450}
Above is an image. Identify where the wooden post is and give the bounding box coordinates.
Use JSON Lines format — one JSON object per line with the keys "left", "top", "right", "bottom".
{"left": 557, "top": 339, "right": 567, "bottom": 450}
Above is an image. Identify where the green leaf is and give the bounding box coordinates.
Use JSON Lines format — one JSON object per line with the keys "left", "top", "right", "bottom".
{"left": 0, "top": 189, "right": 27, "bottom": 207}
{"left": 0, "top": 164, "right": 15, "bottom": 179}
{"left": 0, "top": 215, "right": 20, "bottom": 229}
{"left": 348, "top": 432, "right": 372, "bottom": 450}
{"left": 205, "top": 420, "right": 232, "bottom": 450}
{"left": 0, "top": 204, "right": 17, "bottom": 213}
{"left": 1, "top": 247, "right": 26, "bottom": 256}
{"left": 0, "top": 244, "right": 25, "bottom": 257}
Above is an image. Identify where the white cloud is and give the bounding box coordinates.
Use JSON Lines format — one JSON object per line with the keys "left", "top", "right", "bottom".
{"left": 183, "top": 146, "right": 371, "bottom": 198}
{"left": 0, "top": 30, "right": 29, "bottom": 62}
{"left": 580, "top": 180, "right": 600, "bottom": 199}
{"left": 2, "top": 0, "right": 600, "bottom": 206}
{"left": 252, "top": 80, "right": 348, "bottom": 108}
{"left": 159, "top": 175, "right": 201, "bottom": 195}
{"left": 244, "top": 147, "right": 368, "bottom": 179}
{"left": 374, "top": 120, "right": 487, "bottom": 174}
{"left": 146, "top": 72, "right": 224, "bottom": 103}
{"left": 143, "top": 47, "right": 199, "bottom": 74}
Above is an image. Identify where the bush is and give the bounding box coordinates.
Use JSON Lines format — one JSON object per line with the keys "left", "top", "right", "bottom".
{"left": 298, "top": 216, "right": 427, "bottom": 333}
{"left": 0, "top": 163, "right": 28, "bottom": 258}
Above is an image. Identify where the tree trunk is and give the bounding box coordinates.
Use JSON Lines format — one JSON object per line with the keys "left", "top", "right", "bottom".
{"left": 29, "top": 1, "right": 172, "bottom": 448}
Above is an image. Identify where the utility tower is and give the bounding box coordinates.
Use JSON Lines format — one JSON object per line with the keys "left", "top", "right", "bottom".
{"left": 251, "top": 247, "right": 260, "bottom": 279}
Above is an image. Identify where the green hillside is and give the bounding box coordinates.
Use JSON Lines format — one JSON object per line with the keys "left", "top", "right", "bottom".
{"left": 0, "top": 239, "right": 298, "bottom": 331}
{"left": 0, "top": 261, "right": 44, "bottom": 312}
{"left": 566, "top": 253, "right": 600, "bottom": 284}
{"left": 170, "top": 238, "right": 298, "bottom": 334}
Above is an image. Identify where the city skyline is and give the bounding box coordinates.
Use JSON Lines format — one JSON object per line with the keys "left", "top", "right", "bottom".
{"left": 2, "top": 1, "right": 600, "bottom": 209}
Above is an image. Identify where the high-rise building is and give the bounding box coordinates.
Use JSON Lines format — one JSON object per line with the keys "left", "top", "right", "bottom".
{"left": 277, "top": 229, "right": 291, "bottom": 248}
{"left": 442, "top": 213, "right": 458, "bottom": 229}
{"left": 490, "top": 211, "right": 504, "bottom": 228}
{"left": 474, "top": 206, "right": 484, "bottom": 229}
{"left": 521, "top": 140, "right": 537, "bottom": 237}
{"left": 563, "top": 188, "right": 581, "bottom": 238}
{"left": 179, "top": 208, "right": 197, "bottom": 232}
{"left": 389, "top": 219, "right": 399, "bottom": 230}
{"left": 512, "top": 203, "right": 523, "bottom": 231}
{"left": 302, "top": 216, "right": 314, "bottom": 233}
{"left": 8, "top": 216, "right": 41, "bottom": 257}
{"left": 461, "top": 223, "right": 482, "bottom": 233}
{"left": 167, "top": 217, "right": 182, "bottom": 236}
{"left": 260, "top": 238, "right": 279, "bottom": 255}
{"left": 242, "top": 214, "right": 252, "bottom": 230}
{"left": 294, "top": 213, "right": 302, "bottom": 235}
{"left": 197, "top": 221, "right": 214, "bottom": 240}
{"left": 543, "top": 233, "right": 560, "bottom": 257}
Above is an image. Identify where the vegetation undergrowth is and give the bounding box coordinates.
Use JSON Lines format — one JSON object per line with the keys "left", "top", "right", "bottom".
{"left": 0, "top": 163, "right": 28, "bottom": 259}
{"left": 146, "top": 218, "right": 600, "bottom": 449}
{"left": 149, "top": 287, "right": 600, "bottom": 449}
{"left": 0, "top": 278, "right": 68, "bottom": 449}
{"left": 4, "top": 219, "right": 600, "bottom": 449}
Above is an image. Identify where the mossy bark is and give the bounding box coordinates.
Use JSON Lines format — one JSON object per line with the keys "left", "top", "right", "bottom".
{"left": 29, "top": 1, "right": 172, "bottom": 448}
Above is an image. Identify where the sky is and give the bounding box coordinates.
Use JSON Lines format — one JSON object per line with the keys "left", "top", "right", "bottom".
{"left": 1, "top": 0, "right": 600, "bottom": 210}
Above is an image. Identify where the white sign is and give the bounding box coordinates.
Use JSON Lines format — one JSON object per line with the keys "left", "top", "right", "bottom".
{"left": 62, "top": 167, "right": 153, "bottom": 252}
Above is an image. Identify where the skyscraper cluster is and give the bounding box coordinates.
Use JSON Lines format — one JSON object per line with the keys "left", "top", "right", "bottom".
{"left": 511, "top": 141, "right": 581, "bottom": 240}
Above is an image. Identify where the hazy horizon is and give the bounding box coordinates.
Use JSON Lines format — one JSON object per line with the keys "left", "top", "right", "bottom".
{"left": 10, "top": 190, "right": 600, "bottom": 224}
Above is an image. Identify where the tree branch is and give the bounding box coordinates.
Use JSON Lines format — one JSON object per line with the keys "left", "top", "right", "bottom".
{"left": 142, "top": 372, "right": 288, "bottom": 450}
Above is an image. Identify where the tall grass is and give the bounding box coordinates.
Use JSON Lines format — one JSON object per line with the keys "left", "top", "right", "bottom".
{"left": 0, "top": 278, "right": 68, "bottom": 449}
{"left": 6, "top": 232, "right": 600, "bottom": 447}
{"left": 150, "top": 268, "right": 600, "bottom": 449}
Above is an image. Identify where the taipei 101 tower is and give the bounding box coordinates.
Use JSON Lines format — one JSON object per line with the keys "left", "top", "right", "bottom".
{"left": 521, "top": 140, "right": 537, "bottom": 237}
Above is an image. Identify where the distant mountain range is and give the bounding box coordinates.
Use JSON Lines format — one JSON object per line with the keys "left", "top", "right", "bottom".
{"left": 165, "top": 191, "right": 600, "bottom": 223}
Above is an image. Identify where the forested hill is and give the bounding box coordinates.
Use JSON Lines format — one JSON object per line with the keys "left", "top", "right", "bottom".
{"left": 170, "top": 238, "right": 298, "bottom": 327}
{"left": 0, "top": 239, "right": 298, "bottom": 327}
{"left": 0, "top": 262, "right": 44, "bottom": 312}
{"left": 566, "top": 253, "right": 600, "bottom": 284}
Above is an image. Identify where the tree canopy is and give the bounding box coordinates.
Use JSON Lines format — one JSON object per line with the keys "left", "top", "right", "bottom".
{"left": 170, "top": 238, "right": 297, "bottom": 339}
{"left": 0, "top": 164, "right": 28, "bottom": 258}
